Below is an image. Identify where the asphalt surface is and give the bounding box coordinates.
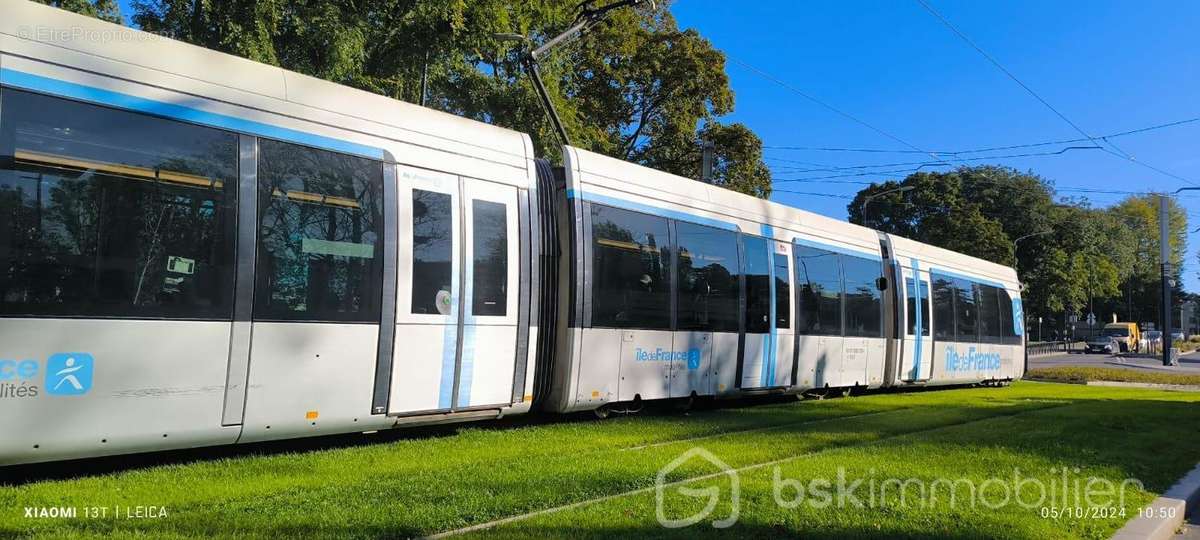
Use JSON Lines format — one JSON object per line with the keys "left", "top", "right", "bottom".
{"left": 1030, "top": 349, "right": 1200, "bottom": 374}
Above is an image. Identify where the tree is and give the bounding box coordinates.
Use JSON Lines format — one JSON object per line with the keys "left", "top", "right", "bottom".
{"left": 32, "top": 0, "right": 122, "bottom": 24}
{"left": 642, "top": 122, "right": 772, "bottom": 198}
{"left": 847, "top": 167, "right": 1045, "bottom": 265}
{"left": 130, "top": 0, "right": 772, "bottom": 198}
{"left": 845, "top": 166, "right": 1187, "bottom": 330}
{"left": 1097, "top": 194, "right": 1189, "bottom": 325}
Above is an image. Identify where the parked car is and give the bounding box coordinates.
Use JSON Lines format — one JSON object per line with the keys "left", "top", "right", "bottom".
{"left": 1170, "top": 330, "right": 1186, "bottom": 343}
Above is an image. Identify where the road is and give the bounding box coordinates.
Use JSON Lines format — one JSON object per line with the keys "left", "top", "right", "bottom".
{"left": 1030, "top": 349, "right": 1200, "bottom": 374}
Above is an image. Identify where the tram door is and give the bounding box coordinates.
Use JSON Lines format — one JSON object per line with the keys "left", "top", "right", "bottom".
{"left": 739, "top": 235, "right": 788, "bottom": 389}
{"left": 389, "top": 167, "right": 520, "bottom": 414}
{"left": 899, "top": 262, "right": 933, "bottom": 382}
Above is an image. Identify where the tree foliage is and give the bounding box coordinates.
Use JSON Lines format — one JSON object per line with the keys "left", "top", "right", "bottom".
{"left": 119, "top": 0, "right": 770, "bottom": 197}
{"left": 848, "top": 166, "right": 1189, "bottom": 331}
{"left": 31, "top": 0, "right": 122, "bottom": 24}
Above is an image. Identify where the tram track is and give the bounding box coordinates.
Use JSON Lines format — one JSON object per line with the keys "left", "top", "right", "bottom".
{"left": 424, "top": 399, "right": 1077, "bottom": 538}
{"left": 616, "top": 407, "right": 915, "bottom": 452}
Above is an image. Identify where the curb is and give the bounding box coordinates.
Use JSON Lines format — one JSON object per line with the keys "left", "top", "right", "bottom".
{"left": 1022, "top": 379, "right": 1200, "bottom": 392}
{"left": 1086, "top": 381, "right": 1200, "bottom": 392}
{"left": 1112, "top": 462, "right": 1200, "bottom": 540}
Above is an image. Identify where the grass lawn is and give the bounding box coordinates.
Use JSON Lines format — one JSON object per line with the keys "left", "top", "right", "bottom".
{"left": 2, "top": 382, "right": 1200, "bottom": 539}
{"left": 1028, "top": 366, "right": 1200, "bottom": 386}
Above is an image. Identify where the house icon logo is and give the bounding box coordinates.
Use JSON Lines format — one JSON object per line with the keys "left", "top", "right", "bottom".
{"left": 45, "top": 353, "right": 94, "bottom": 396}
{"left": 655, "top": 447, "right": 740, "bottom": 529}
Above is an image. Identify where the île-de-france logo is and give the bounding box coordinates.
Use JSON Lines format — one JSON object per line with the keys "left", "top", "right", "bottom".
{"left": 45, "top": 353, "right": 94, "bottom": 396}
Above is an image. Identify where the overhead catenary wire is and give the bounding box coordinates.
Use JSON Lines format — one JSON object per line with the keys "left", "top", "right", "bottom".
{"left": 727, "top": 56, "right": 957, "bottom": 165}
{"left": 763, "top": 116, "right": 1200, "bottom": 157}
{"left": 772, "top": 147, "right": 1100, "bottom": 183}
{"left": 771, "top": 189, "right": 855, "bottom": 199}
{"left": 769, "top": 173, "right": 1200, "bottom": 198}
{"left": 767, "top": 145, "right": 1101, "bottom": 175}
{"left": 913, "top": 0, "right": 1199, "bottom": 186}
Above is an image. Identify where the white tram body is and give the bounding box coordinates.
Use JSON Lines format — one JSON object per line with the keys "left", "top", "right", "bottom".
{"left": 542, "top": 148, "right": 1024, "bottom": 414}
{"left": 0, "top": 0, "right": 1023, "bottom": 466}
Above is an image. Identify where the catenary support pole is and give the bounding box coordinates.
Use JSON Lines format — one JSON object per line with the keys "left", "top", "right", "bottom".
{"left": 1160, "top": 194, "right": 1171, "bottom": 366}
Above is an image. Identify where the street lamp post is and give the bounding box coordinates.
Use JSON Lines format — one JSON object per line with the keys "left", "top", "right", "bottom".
{"left": 1013, "top": 229, "right": 1053, "bottom": 252}
{"left": 1164, "top": 187, "right": 1200, "bottom": 365}
{"left": 860, "top": 185, "right": 915, "bottom": 224}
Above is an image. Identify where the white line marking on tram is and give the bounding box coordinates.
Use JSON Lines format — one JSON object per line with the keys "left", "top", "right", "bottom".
{"left": 423, "top": 401, "right": 1071, "bottom": 539}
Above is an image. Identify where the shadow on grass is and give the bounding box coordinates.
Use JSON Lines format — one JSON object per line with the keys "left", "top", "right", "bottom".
{"left": 4, "top": 391, "right": 1199, "bottom": 539}
{"left": 465, "top": 523, "right": 1018, "bottom": 540}
{"left": 0, "top": 391, "right": 829, "bottom": 486}
{"left": 437, "top": 397, "right": 1200, "bottom": 540}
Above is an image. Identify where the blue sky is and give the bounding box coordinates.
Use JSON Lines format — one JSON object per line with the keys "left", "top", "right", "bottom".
{"left": 670, "top": 0, "right": 1200, "bottom": 292}
{"left": 113, "top": 1, "right": 1198, "bottom": 290}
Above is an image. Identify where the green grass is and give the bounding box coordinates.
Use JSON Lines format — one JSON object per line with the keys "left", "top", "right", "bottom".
{"left": 3, "top": 382, "right": 1200, "bottom": 539}
{"left": 1028, "top": 366, "right": 1200, "bottom": 386}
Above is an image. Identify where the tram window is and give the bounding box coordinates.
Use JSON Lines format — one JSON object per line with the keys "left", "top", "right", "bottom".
{"left": 411, "top": 189, "right": 453, "bottom": 315}
{"left": 471, "top": 199, "right": 507, "bottom": 316}
{"left": 954, "top": 278, "right": 978, "bottom": 342}
{"left": 255, "top": 139, "right": 383, "bottom": 322}
{"left": 743, "top": 235, "right": 771, "bottom": 334}
{"left": 773, "top": 252, "right": 791, "bottom": 329}
{"left": 904, "top": 275, "right": 931, "bottom": 337}
{"left": 977, "top": 283, "right": 1002, "bottom": 342}
{"left": 998, "top": 287, "right": 1018, "bottom": 344}
{"left": 843, "top": 255, "right": 883, "bottom": 337}
{"left": 931, "top": 275, "right": 956, "bottom": 341}
{"left": 675, "top": 221, "right": 739, "bottom": 332}
{"left": 590, "top": 204, "right": 671, "bottom": 329}
{"left": 0, "top": 89, "right": 237, "bottom": 319}
{"left": 794, "top": 244, "right": 841, "bottom": 336}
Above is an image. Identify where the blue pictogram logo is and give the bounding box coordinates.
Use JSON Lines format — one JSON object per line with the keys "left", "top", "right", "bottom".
{"left": 686, "top": 349, "right": 702, "bottom": 370}
{"left": 1012, "top": 298, "right": 1025, "bottom": 336}
{"left": 45, "top": 353, "right": 93, "bottom": 396}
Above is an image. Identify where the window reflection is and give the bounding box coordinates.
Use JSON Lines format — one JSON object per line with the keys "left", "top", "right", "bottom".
{"left": 843, "top": 255, "right": 883, "bottom": 337}
{"left": 743, "top": 236, "right": 771, "bottom": 334}
{"left": 676, "top": 222, "right": 739, "bottom": 332}
{"left": 412, "top": 189, "right": 453, "bottom": 315}
{"left": 590, "top": 204, "right": 670, "bottom": 329}
{"left": 254, "top": 139, "right": 382, "bottom": 322}
{"left": 472, "top": 199, "right": 507, "bottom": 316}
{"left": 773, "top": 252, "right": 791, "bottom": 329}
{"left": 794, "top": 245, "right": 842, "bottom": 336}
{"left": 0, "top": 90, "right": 237, "bottom": 318}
